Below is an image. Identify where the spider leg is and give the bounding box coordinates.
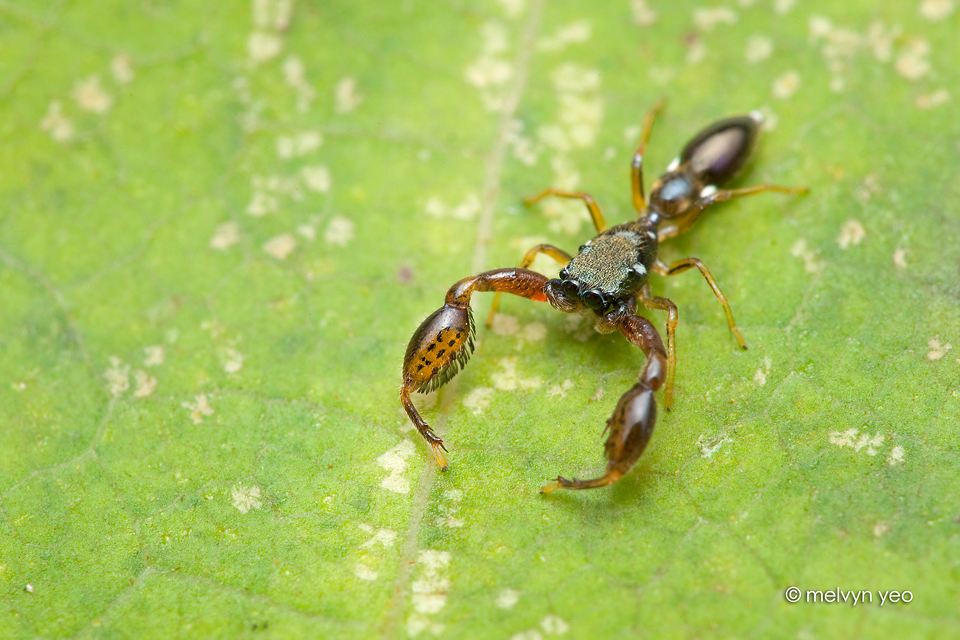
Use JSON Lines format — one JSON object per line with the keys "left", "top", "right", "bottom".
{"left": 523, "top": 188, "right": 608, "bottom": 233}
{"left": 541, "top": 311, "right": 667, "bottom": 492}
{"left": 653, "top": 257, "right": 747, "bottom": 349}
{"left": 486, "top": 244, "right": 572, "bottom": 327}
{"left": 698, "top": 183, "right": 807, "bottom": 208}
{"left": 631, "top": 98, "right": 666, "bottom": 212}
{"left": 401, "top": 268, "right": 552, "bottom": 470}
{"left": 638, "top": 284, "right": 678, "bottom": 409}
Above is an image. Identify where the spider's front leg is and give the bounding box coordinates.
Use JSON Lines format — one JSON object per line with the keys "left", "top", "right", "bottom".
{"left": 541, "top": 311, "right": 668, "bottom": 493}
{"left": 401, "top": 268, "right": 552, "bottom": 470}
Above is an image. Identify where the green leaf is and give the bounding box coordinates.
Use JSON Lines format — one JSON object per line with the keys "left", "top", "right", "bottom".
{"left": 2, "top": 0, "right": 958, "bottom": 637}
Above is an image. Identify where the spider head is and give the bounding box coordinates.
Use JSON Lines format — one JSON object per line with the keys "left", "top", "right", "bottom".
{"left": 545, "top": 268, "right": 619, "bottom": 317}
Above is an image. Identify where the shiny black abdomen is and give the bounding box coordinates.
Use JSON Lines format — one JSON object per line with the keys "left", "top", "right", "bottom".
{"left": 680, "top": 115, "right": 758, "bottom": 186}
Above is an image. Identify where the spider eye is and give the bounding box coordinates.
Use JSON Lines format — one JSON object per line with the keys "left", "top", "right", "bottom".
{"left": 558, "top": 268, "right": 570, "bottom": 280}
{"left": 582, "top": 289, "right": 606, "bottom": 313}
{"left": 561, "top": 279, "right": 580, "bottom": 297}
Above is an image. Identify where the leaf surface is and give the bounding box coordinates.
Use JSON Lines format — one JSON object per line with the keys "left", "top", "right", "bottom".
{"left": 1, "top": 1, "right": 959, "bottom": 638}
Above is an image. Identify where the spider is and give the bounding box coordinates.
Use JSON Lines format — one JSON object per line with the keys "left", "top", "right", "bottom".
{"left": 399, "top": 101, "right": 806, "bottom": 493}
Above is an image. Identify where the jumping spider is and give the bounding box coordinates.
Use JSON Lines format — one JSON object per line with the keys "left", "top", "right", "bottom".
{"left": 400, "top": 101, "right": 806, "bottom": 493}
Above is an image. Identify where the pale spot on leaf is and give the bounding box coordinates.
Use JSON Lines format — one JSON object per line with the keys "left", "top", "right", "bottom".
{"left": 40, "top": 101, "right": 74, "bottom": 142}
{"left": 550, "top": 63, "right": 601, "bottom": 94}
{"left": 324, "top": 216, "right": 355, "bottom": 246}
{"left": 510, "top": 132, "right": 538, "bottom": 165}
{"left": 836, "top": 220, "right": 865, "bottom": 249}
{"left": 376, "top": 440, "right": 415, "bottom": 494}
{"left": 541, "top": 615, "right": 570, "bottom": 635}
{"left": 773, "top": 0, "right": 796, "bottom": 14}
{"left": 547, "top": 380, "right": 574, "bottom": 398}
{"left": 334, "top": 76, "right": 364, "bottom": 114}
{"left": 425, "top": 196, "right": 446, "bottom": 218}
{"left": 697, "top": 433, "right": 733, "bottom": 458}
{"left": 248, "top": 32, "right": 282, "bottom": 64}
{"left": 354, "top": 563, "right": 378, "bottom": 581}
{"left": 915, "top": 89, "right": 950, "bottom": 110}
{"left": 895, "top": 39, "right": 931, "bottom": 81}
{"left": 809, "top": 15, "right": 834, "bottom": 39}
{"left": 406, "top": 614, "right": 445, "bottom": 637}
{"left": 686, "top": 40, "right": 707, "bottom": 64}
{"left": 297, "top": 224, "right": 316, "bottom": 241}
{"left": 520, "top": 321, "right": 547, "bottom": 342}
{"left": 537, "top": 20, "right": 591, "bottom": 52}
{"left": 887, "top": 445, "right": 905, "bottom": 466}
{"left": 927, "top": 338, "right": 951, "bottom": 360}
{"left": 223, "top": 348, "right": 244, "bottom": 374}
{"left": 263, "top": 233, "right": 296, "bottom": 260}
{"left": 772, "top": 71, "right": 800, "bottom": 99}
{"left": 492, "top": 358, "right": 542, "bottom": 391}
{"left": 790, "top": 239, "right": 825, "bottom": 273}
{"left": 104, "top": 357, "right": 130, "bottom": 397}
{"left": 133, "top": 370, "right": 157, "bottom": 398}
{"left": 829, "top": 428, "right": 885, "bottom": 456}
{"left": 497, "top": 588, "right": 521, "bottom": 609}
{"left": 745, "top": 35, "right": 773, "bottom": 63}
{"left": 246, "top": 191, "right": 278, "bottom": 217}
{"left": 231, "top": 484, "right": 262, "bottom": 513}
{"left": 210, "top": 222, "right": 241, "bottom": 250}
{"left": 631, "top": 0, "right": 657, "bottom": 26}
{"left": 436, "top": 490, "right": 464, "bottom": 528}
{"left": 893, "top": 248, "right": 908, "bottom": 268}
{"left": 73, "top": 76, "right": 112, "bottom": 114}
{"left": 919, "top": 0, "right": 954, "bottom": 21}
{"left": 693, "top": 7, "right": 737, "bottom": 31}
{"left": 411, "top": 550, "right": 451, "bottom": 615}
{"left": 360, "top": 527, "right": 398, "bottom": 548}
{"left": 276, "top": 130, "right": 322, "bottom": 158}
{"left": 463, "top": 387, "right": 495, "bottom": 415}
{"left": 480, "top": 21, "right": 509, "bottom": 56}
{"left": 110, "top": 54, "right": 134, "bottom": 84}
{"left": 301, "top": 165, "right": 331, "bottom": 192}
{"left": 465, "top": 56, "right": 514, "bottom": 89}
{"left": 282, "top": 55, "right": 316, "bottom": 112}
{"left": 497, "top": 0, "right": 526, "bottom": 18}
{"left": 491, "top": 313, "right": 520, "bottom": 336}
{"left": 451, "top": 194, "right": 481, "bottom": 220}
{"left": 182, "top": 394, "right": 214, "bottom": 424}
{"left": 865, "top": 21, "right": 898, "bottom": 62}
{"left": 282, "top": 55, "right": 305, "bottom": 84}
{"left": 252, "top": 0, "right": 293, "bottom": 30}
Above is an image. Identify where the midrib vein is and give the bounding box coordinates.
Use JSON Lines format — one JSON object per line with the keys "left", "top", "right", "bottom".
{"left": 379, "top": 2, "right": 545, "bottom": 637}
